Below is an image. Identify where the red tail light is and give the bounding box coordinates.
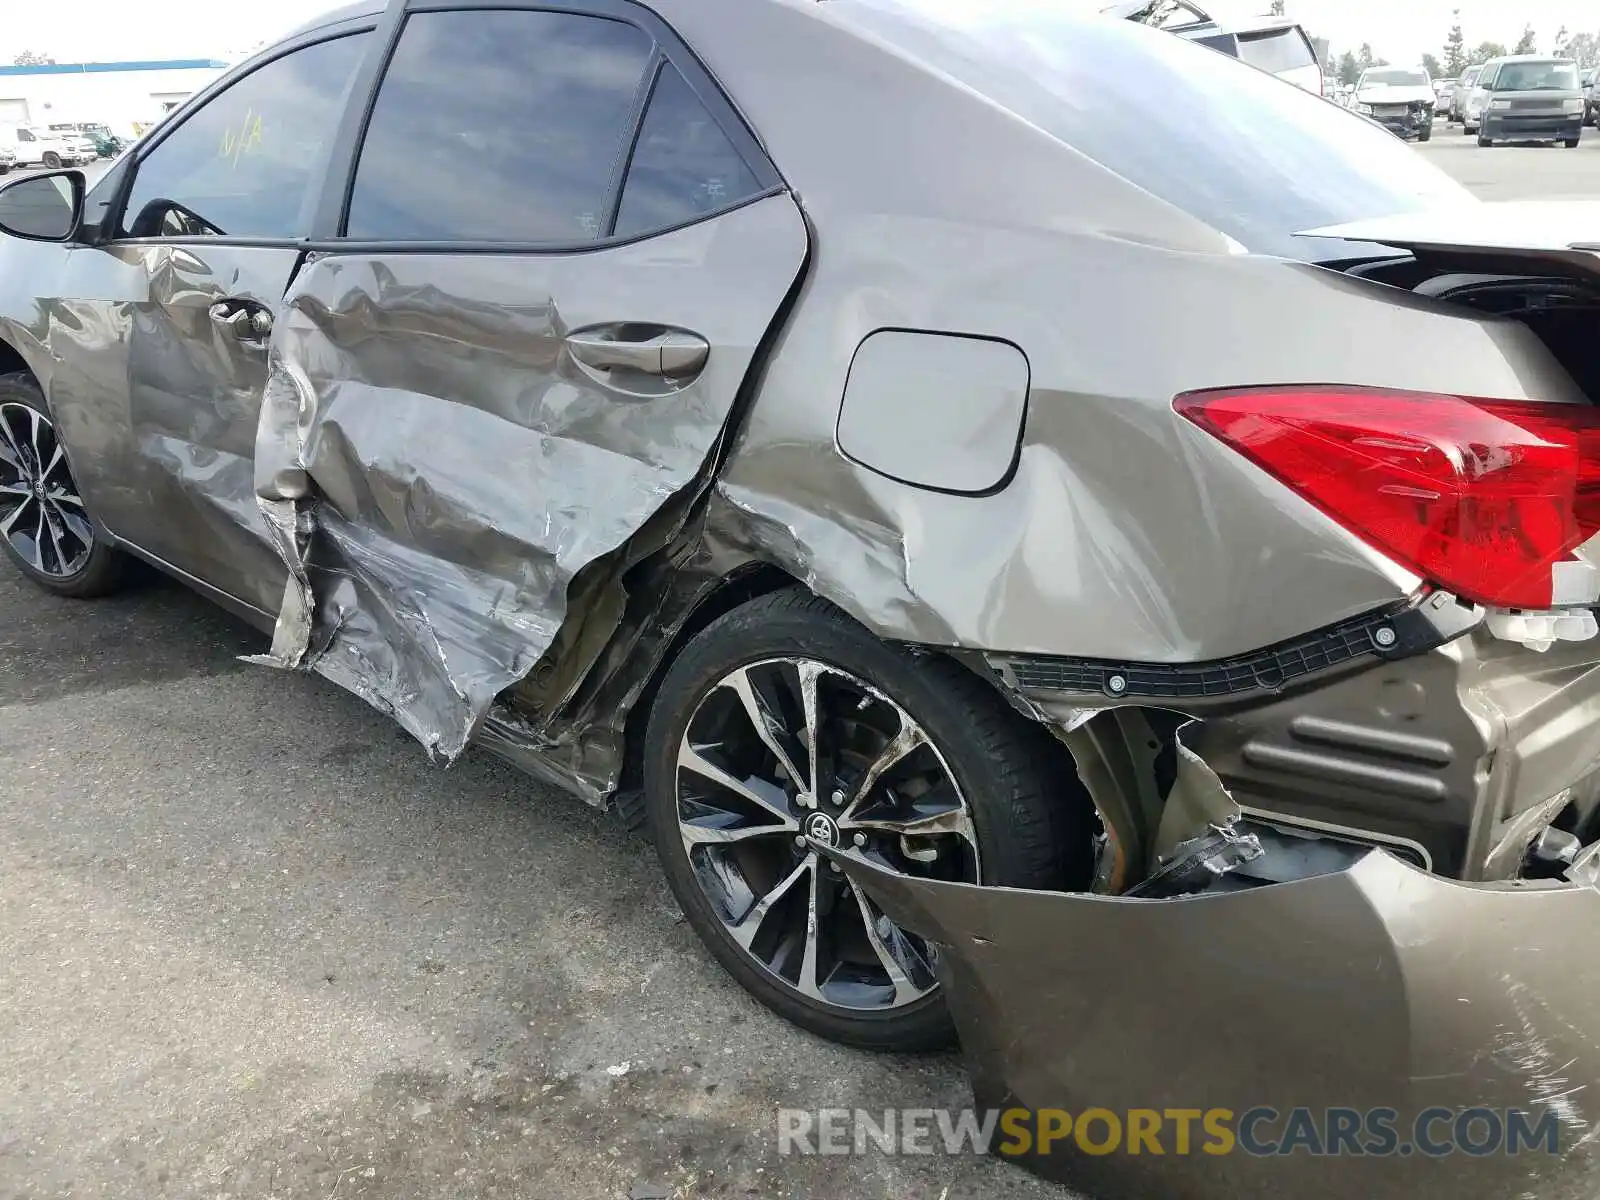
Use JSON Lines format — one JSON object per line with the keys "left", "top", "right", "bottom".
{"left": 1175, "top": 386, "right": 1600, "bottom": 610}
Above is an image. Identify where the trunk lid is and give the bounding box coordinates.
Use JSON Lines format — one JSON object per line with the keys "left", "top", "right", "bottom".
{"left": 1302, "top": 201, "right": 1600, "bottom": 276}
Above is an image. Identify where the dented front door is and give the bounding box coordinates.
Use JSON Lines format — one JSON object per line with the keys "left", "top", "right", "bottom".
{"left": 81, "top": 28, "right": 375, "bottom": 614}
{"left": 119, "top": 243, "right": 298, "bottom": 613}
{"left": 256, "top": 194, "right": 808, "bottom": 757}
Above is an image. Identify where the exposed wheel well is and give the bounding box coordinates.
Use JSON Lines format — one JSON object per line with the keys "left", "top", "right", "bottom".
{"left": 618, "top": 562, "right": 798, "bottom": 799}
{"left": 0, "top": 337, "right": 31, "bottom": 381}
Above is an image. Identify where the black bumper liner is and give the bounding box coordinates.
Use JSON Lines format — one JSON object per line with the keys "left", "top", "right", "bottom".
{"left": 998, "top": 600, "right": 1447, "bottom": 701}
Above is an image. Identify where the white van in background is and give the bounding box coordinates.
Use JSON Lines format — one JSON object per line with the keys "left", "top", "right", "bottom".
{"left": 0, "top": 124, "right": 96, "bottom": 170}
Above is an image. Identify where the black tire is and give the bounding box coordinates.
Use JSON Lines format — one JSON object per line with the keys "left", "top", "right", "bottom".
{"left": 0, "top": 372, "right": 125, "bottom": 597}
{"left": 1478, "top": 133, "right": 1492, "bottom": 147}
{"left": 1566, "top": 138, "right": 1582, "bottom": 149}
{"left": 643, "top": 588, "right": 1092, "bottom": 1052}
{"left": 1417, "top": 124, "right": 1432, "bottom": 142}
{"left": 42, "top": 152, "right": 61, "bottom": 169}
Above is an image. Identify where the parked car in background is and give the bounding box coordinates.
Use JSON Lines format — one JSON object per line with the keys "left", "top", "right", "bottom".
{"left": 49, "top": 123, "right": 126, "bottom": 158}
{"left": 1584, "top": 66, "right": 1598, "bottom": 126}
{"left": 1461, "top": 63, "right": 1493, "bottom": 132}
{"left": 1433, "top": 76, "right": 1458, "bottom": 113}
{"left": 46, "top": 124, "right": 119, "bottom": 160}
{"left": 1108, "top": 0, "right": 1322, "bottom": 93}
{"left": 1471, "top": 55, "right": 1584, "bottom": 147}
{"left": 0, "top": 146, "right": 14, "bottom": 175}
{"left": 0, "top": 125, "right": 95, "bottom": 169}
{"left": 1354, "top": 65, "right": 1434, "bottom": 140}
{"left": 1450, "top": 63, "right": 1481, "bottom": 121}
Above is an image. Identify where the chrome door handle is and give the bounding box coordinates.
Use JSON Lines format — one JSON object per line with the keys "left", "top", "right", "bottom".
{"left": 208, "top": 299, "right": 272, "bottom": 343}
{"left": 566, "top": 328, "right": 709, "bottom": 379}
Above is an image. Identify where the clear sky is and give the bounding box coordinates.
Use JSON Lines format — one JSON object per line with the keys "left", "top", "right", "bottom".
{"left": 1, "top": 0, "right": 1596, "bottom": 65}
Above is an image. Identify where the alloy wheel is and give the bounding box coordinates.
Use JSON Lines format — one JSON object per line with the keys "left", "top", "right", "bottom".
{"left": 0, "top": 402, "right": 93, "bottom": 578}
{"left": 675, "top": 657, "right": 980, "bottom": 1013}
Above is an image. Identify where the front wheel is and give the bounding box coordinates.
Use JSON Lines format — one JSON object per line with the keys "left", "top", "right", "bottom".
{"left": 1478, "top": 133, "right": 1493, "bottom": 147}
{"left": 1566, "top": 137, "right": 1582, "bottom": 149}
{"left": 41, "top": 152, "right": 61, "bottom": 169}
{"left": 0, "top": 373, "right": 125, "bottom": 597}
{"left": 643, "top": 590, "right": 1090, "bottom": 1051}
{"left": 1417, "top": 124, "right": 1433, "bottom": 142}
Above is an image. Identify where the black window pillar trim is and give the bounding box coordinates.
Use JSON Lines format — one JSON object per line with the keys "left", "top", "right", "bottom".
{"left": 313, "top": 0, "right": 787, "bottom": 250}
{"left": 311, "top": 0, "right": 412, "bottom": 239}
{"left": 603, "top": 52, "right": 667, "bottom": 239}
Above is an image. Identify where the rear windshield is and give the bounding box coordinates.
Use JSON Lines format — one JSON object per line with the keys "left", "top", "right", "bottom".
{"left": 1361, "top": 68, "right": 1428, "bottom": 87}
{"left": 1492, "top": 61, "right": 1580, "bottom": 91}
{"left": 1235, "top": 28, "right": 1315, "bottom": 75}
{"left": 843, "top": 1, "right": 1471, "bottom": 261}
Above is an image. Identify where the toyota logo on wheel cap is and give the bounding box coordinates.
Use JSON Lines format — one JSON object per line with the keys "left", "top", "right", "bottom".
{"left": 803, "top": 811, "right": 840, "bottom": 848}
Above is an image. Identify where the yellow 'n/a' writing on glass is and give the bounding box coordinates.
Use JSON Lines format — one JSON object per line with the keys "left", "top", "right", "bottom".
{"left": 219, "top": 111, "right": 264, "bottom": 166}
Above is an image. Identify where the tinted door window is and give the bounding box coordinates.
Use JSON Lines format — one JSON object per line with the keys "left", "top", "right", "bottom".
{"left": 119, "top": 34, "right": 370, "bottom": 240}
{"left": 614, "top": 65, "right": 763, "bottom": 238}
{"left": 346, "top": 11, "right": 653, "bottom": 242}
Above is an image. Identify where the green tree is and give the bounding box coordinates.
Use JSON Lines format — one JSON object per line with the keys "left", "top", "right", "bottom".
{"left": 1269, "top": 0, "right": 1286, "bottom": 14}
{"left": 1566, "top": 32, "right": 1600, "bottom": 68}
{"left": 1421, "top": 52, "right": 1443, "bottom": 80}
{"left": 1554, "top": 26, "right": 1570, "bottom": 56}
{"left": 1443, "top": 13, "right": 1468, "bottom": 75}
{"left": 1338, "top": 49, "right": 1361, "bottom": 86}
{"left": 1469, "top": 40, "right": 1509, "bottom": 65}
{"left": 1513, "top": 24, "right": 1537, "bottom": 55}
{"left": 12, "top": 50, "right": 55, "bottom": 65}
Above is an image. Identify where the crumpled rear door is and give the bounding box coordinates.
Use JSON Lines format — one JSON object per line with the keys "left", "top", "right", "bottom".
{"left": 252, "top": 194, "right": 807, "bottom": 758}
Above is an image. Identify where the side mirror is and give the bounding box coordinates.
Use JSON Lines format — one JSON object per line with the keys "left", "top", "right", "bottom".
{"left": 0, "top": 170, "right": 85, "bottom": 242}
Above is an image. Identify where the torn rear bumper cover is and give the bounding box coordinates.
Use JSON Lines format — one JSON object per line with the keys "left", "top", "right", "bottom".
{"left": 827, "top": 845, "right": 1600, "bottom": 1200}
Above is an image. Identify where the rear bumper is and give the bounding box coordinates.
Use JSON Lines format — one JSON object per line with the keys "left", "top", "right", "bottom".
{"left": 840, "top": 601, "right": 1600, "bottom": 1197}
{"left": 832, "top": 846, "right": 1600, "bottom": 1200}
{"left": 1481, "top": 114, "right": 1582, "bottom": 139}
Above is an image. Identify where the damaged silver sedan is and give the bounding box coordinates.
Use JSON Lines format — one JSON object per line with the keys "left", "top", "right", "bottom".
{"left": 3, "top": 0, "right": 1600, "bottom": 1195}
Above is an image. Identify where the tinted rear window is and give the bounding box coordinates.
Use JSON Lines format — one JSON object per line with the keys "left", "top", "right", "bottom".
{"left": 843, "top": 1, "right": 1471, "bottom": 261}
{"left": 614, "top": 65, "right": 764, "bottom": 238}
{"left": 1235, "top": 29, "right": 1314, "bottom": 75}
{"left": 346, "top": 10, "right": 653, "bottom": 241}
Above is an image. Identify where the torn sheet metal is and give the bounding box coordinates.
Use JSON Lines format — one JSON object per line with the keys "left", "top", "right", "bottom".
{"left": 249, "top": 196, "right": 808, "bottom": 760}
{"left": 828, "top": 845, "right": 1600, "bottom": 1200}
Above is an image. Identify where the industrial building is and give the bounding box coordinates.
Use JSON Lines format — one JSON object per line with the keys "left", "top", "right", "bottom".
{"left": 0, "top": 59, "right": 229, "bottom": 133}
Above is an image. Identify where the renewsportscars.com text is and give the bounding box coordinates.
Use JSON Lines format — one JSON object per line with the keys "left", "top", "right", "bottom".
{"left": 777, "top": 1106, "right": 1562, "bottom": 1159}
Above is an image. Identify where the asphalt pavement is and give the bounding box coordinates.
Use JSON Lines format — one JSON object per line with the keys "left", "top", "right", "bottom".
{"left": 2, "top": 126, "right": 1598, "bottom": 1200}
